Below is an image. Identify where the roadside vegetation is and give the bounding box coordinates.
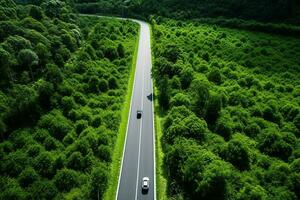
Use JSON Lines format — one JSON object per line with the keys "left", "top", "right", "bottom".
{"left": 0, "top": 0, "right": 138, "bottom": 199}
{"left": 152, "top": 17, "right": 300, "bottom": 200}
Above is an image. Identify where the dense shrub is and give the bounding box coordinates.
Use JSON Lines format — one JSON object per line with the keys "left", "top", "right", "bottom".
{"left": 53, "top": 168, "right": 79, "bottom": 192}
{"left": 0, "top": 4, "right": 139, "bottom": 199}
{"left": 153, "top": 18, "right": 300, "bottom": 199}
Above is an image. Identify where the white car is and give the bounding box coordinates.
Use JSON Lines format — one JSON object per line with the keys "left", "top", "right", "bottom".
{"left": 142, "top": 177, "right": 149, "bottom": 191}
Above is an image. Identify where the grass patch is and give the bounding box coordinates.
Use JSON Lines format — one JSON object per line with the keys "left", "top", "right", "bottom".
{"left": 150, "top": 25, "right": 168, "bottom": 200}
{"left": 154, "top": 91, "right": 168, "bottom": 200}
{"left": 103, "top": 20, "right": 141, "bottom": 200}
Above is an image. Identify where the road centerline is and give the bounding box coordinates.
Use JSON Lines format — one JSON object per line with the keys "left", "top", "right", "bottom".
{"left": 135, "top": 60, "right": 146, "bottom": 200}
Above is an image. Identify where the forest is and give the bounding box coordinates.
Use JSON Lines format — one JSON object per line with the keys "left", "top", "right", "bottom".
{"left": 152, "top": 17, "right": 300, "bottom": 199}
{"left": 0, "top": 0, "right": 138, "bottom": 199}
{"left": 74, "top": 0, "right": 300, "bottom": 24}
{"left": 1, "top": 0, "right": 300, "bottom": 199}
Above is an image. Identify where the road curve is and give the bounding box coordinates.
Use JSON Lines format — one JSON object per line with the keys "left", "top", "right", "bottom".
{"left": 116, "top": 20, "right": 155, "bottom": 200}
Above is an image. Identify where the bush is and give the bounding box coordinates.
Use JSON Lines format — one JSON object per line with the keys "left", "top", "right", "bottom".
{"left": 170, "top": 93, "right": 191, "bottom": 108}
{"left": 180, "top": 67, "right": 194, "bottom": 89}
{"left": 1, "top": 151, "right": 28, "bottom": 177}
{"left": 208, "top": 69, "right": 222, "bottom": 85}
{"left": 99, "top": 79, "right": 108, "bottom": 92}
{"left": 34, "top": 152, "right": 54, "bottom": 178}
{"left": 54, "top": 168, "right": 79, "bottom": 192}
{"left": 18, "top": 167, "right": 39, "bottom": 188}
{"left": 90, "top": 164, "right": 108, "bottom": 199}
{"left": 96, "top": 145, "right": 112, "bottom": 162}
{"left": 29, "top": 5, "right": 43, "bottom": 20}
{"left": 223, "top": 139, "right": 250, "bottom": 170}
{"left": 215, "top": 112, "right": 233, "bottom": 140}
{"left": 28, "top": 180, "right": 57, "bottom": 200}
{"left": 67, "top": 151, "right": 84, "bottom": 171}
{"left": 38, "top": 110, "right": 72, "bottom": 140}
{"left": 258, "top": 128, "right": 294, "bottom": 160}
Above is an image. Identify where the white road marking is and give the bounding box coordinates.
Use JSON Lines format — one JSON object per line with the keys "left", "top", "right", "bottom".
{"left": 115, "top": 21, "right": 141, "bottom": 200}
{"left": 134, "top": 40, "right": 145, "bottom": 200}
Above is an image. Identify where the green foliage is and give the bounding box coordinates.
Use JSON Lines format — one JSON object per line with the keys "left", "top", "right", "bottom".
{"left": 54, "top": 168, "right": 79, "bottom": 192}
{"left": 28, "top": 180, "right": 57, "bottom": 200}
{"left": 153, "top": 18, "right": 300, "bottom": 199}
{"left": 34, "top": 151, "right": 54, "bottom": 178}
{"left": 18, "top": 167, "right": 39, "bottom": 188}
{"left": 222, "top": 139, "right": 250, "bottom": 170}
{"left": 0, "top": 3, "right": 139, "bottom": 199}
{"left": 29, "top": 5, "right": 43, "bottom": 20}
{"left": 90, "top": 164, "right": 109, "bottom": 199}
{"left": 208, "top": 68, "right": 222, "bottom": 85}
{"left": 38, "top": 110, "right": 72, "bottom": 140}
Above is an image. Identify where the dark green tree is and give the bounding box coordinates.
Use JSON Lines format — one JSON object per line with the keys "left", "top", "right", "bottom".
{"left": 90, "top": 164, "right": 108, "bottom": 200}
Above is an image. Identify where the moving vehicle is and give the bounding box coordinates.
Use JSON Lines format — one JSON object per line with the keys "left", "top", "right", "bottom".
{"left": 137, "top": 110, "right": 142, "bottom": 119}
{"left": 142, "top": 177, "right": 149, "bottom": 191}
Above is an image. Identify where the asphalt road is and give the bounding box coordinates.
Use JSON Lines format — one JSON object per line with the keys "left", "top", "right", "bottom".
{"left": 116, "top": 20, "right": 155, "bottom": 200}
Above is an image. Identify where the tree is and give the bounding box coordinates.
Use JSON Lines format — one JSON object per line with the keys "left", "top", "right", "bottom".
{"left": 29, "top": 5, "right": 43, "bottom": 20}
{"left": 157, "top": 76, "right": 170, "bottom": 110}
{"left": 237, "top": 184, "right": 268, "bottom": 200}
{"left": 17, "top": 49, "right": 38, "bottom": 80}
{"left": 28, "top": 180, "right": 57, "bottom": 200}
{"left": 38, "top": 110, "right": 72, "bottom": 140}
{"left": 61, "top": 96, "right": 76, "bottom": 114}
{"left": 1, "top": 180, "right": 27, "bottom": 200}
{"left": 96, "top": 145, "right": 112, "bottom": 162}
{"left": 61, "top": 33, "right": 77, "bottom": 52}
{"left": 99, "top": 79, "right": 108, "bottom": 92}
{"left": 2, "top": 35, "right": 31, "bottom": 54}
{"left": 18, "top": 167, "right": 39, "bottom": 188}
{"left": 180, "top": 67, "right": 194, "bottom": 89}
{"left": 117, "top": 43, "right": 125, "bottom": 58}
{"left": 1, "top": 151, "right": 28, "bottom": 177}
{"left": 294, "top": 113, "right": 300, "bottom": 132}
{"left": 108, "top": 76, "right": 118, "bottom": 89}
{"left": 170, "top": 93, "right": 191, "bottom": 108}
{"left": 0, "top": 48, "right": 12, "bottom": 83}
{"left": 90, "top": 164, "right": 108, "bottom": 200}
{"left": 67, "top": 151, "right": 84, "bottom": 171}
{"left": 208, "top": 68, "right": 222, "bottom": 85}
{"left": 34, "top": 152, "right": 54, "bottom": 178}
{"left": 205, "top": 94, "right": 222, "bottom": 124}
{"left": 162, "top": 43, "right": 181, "bottom": 63}
{"left": 224, "top": 139, "right": 250, "bottom": 170}
{"left": 182, "top": 114, "right": 208, "bottom": 141}
{"left": 54, "top": 169, "right": 79, "bottom": 192}
{"left": 215, "top": 111, "right": 233, "bottom": 141}
{"left": 35, "top": 79, "right": 54, "bottom": 109}
{"left": 45, "top": 63, "right": 63, "bottom": 86}
{"left": 42, "top": 0, "right": 66, "bottom": 18}
{"left": 258, "top": 128, "right": 294, "bottom": 160}
{"left": 88, "top": 75, "right": 100, "bottom": 93}
{"left": 191, "top": 79, "right": 210, "bottom": 117}
{"left": 288, "top": 173, "right": 300, "bottom": 198}
{"left": 4, "top": 84, "right": 39, "bottom": 131}
{"left": 35, "top": 43, "right": 50, "bottom": 67}
{"left": 194, "top": 160, "right": 232, "bottom": 200}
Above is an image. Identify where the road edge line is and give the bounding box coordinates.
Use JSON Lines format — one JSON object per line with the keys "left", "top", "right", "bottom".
{"left": 148, "top": 22, "right": 157, "bottom": 200}
{"left": 114, "top": 20, "right": 141, "bottom": 200}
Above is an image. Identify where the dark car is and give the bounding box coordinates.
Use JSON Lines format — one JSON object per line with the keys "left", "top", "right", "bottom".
{"left": 137, "top": 110, "right": 142, "bottom": 119}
